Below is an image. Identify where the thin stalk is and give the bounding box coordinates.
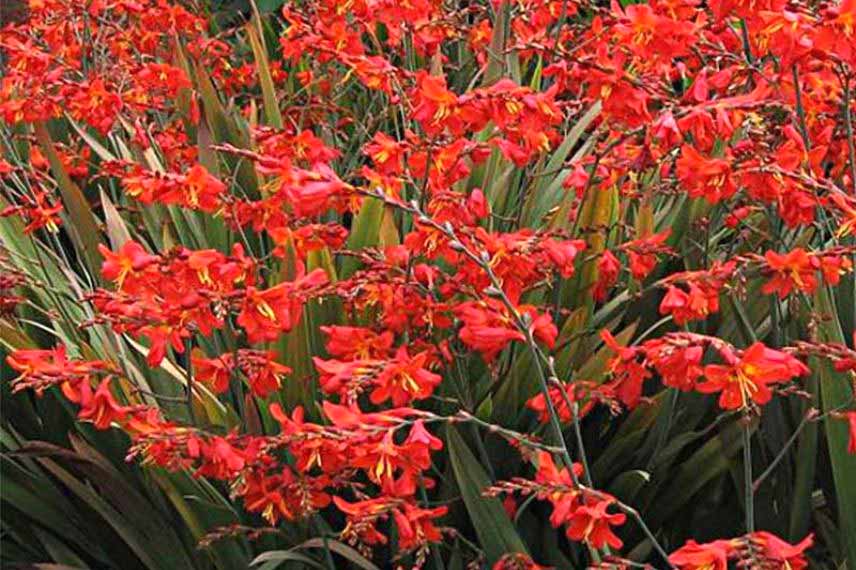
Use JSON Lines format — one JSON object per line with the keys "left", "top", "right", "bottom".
{"left": 184, "top": 338, "right": 197, "bottom": 426}
{"left": 752, "top": 412, "right": 813, "bottom": 493}
{"left": 742, "top": 423, "right": 755, "bottom": 533}
{"left": 525, "top": 330, "right": 577, "bottom": 471}
{"left": 312, "top": 517, "right": 337, "bottom": 570}
{"left": 611, "top": 501, "right": 673, "bottom": 566}
{"left": 791, "top": 64, "right": 811, "bottom": 150}
{"left": 419, "top": 478, "right": 447, "bottom": 570}
{"left": 548, "top": 375, "right": 595, "bottom": 488}
{"left": 843, "top": 71, "right": 856, "bottom": 194}
{"left": 646, "top": 389, "right": 679, "bottom": 472}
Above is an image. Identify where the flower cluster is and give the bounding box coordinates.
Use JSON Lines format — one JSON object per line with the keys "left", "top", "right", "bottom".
{"left": 3, "top": 0, "right": 856, "bottom": 568}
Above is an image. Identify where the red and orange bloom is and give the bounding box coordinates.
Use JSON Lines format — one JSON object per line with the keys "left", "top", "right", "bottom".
{"left": 195, "top": 350, "right": 290, "bottom": 398}
{"left": 175, "top": 164, "right": 226, "bottom": 212}
{"left": 658, "top": 262, "right": 734, "bottom": 324}
{"left": 761, "top": 248, "right": 818, "bottom": 298}
{"left": 75, "top": 377, "right": 129, "bottom": 430}
{"left": 593, "top": 250, "right": 621, "bottom": 302}
{"left": 846, "top": 411, "right": 856, "bottom": 454}
{"left": 412, "top": 73, "right": 459, "bottom": 133}
{"left": 643, "top": 338, "right": 704, "bottom": 392}
{"left": 676, "top": 145, "right": 736, "bottom": 204}
{"left": 370, "top": 347, "right": 443, "bottom": 406}
{"left": 392, "top": 501, "right": 448, "bottom": 552}
{"left": 455, "top": 300, "right": 526, "bottom": 362}
{"left": 526, "top": 380, "right": 600, "bottom": 424}
{"left": 533, "top": 451, "right": 584, "bottom": 527}
{"left": 564, "top": 497, "right": 626, "bottom": 550}
{"left": 669, "top": 539, "right": 732, "bottom": 570}
{"left": 365, "top": 132, "right": 407, "bottom": 175}
{"left": 698, "top": 342, "right": 809, "bottom": 410}
{"left": 0, "top": 190, "right": 63, "bottom": 233}
{"left": 241, "top": 467, "right": 330, "bottom": 524}
{"left": 748, "top": 532, "right": 813, "bottom": 570}
{"left": 99, "top": 241, "right": 159, "bottom": 290}
{"left": 601, "top": 329, "right": 651, "bottom": 408}
{"left": 6, "top": 0, "right": 856, "bottom": 565}
{"left": 6, "top": 346, "right": 112, "bottom": 395}
{"left": 621, "top": 229, "right": 672, "bottom": 281}
{"left": 236, "top": 267, "right": 327, "bottom": 343}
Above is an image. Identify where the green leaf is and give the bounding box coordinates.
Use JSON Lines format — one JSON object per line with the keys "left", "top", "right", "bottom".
{"left": 447, "top": 426, "right": 527, "bottom": 564}
{"left": 100, "top": 190, "right": 132, "bottom": 249}
{"left": 788, "top": 373, "right": 818, "bottom": 542}
{"left": 340, "top": 197, "right": 395, "bottom": 279}
{"left": 298, "top": 538, "right": 381, "bottom": 570}
{"left": 814, "top": 286, "right": 856, "bottom": 564}
{"left": 522, "top": 101, "right": 601, "bottom": 227}
{"left": 67, "top": 117, "right": 117, "bottom": 162}
{"left": 33, "top": 121, "right": 103, "bottom": 279}
{"left": 648, "top": 420, "right": 746, "bottom": 527}
{"left": 482, "top": 1, "right": 508, "bottom": 87}
{"left": 193, "top": 64, "right": 260, "bottom": 197}
{"left": 28, "top": 453, "right": 190, "bottom": 570}
{"left": 246, "top": 15, "right": 283, "bottom": 129}
{"left": 34, "top": 528, "right": 90, "bottom": 569}
{"left": 252, "top": 550, "right": 324, "bottom": 569}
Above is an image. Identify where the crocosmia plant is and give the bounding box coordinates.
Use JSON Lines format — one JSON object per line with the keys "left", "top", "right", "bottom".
{"left": 3, "top": 0, "right": 856, "bottom": 568}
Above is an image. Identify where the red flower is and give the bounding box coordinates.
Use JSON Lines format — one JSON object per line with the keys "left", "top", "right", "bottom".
{"left": 241, "top": 467, "right": 330, "bottom": 524}
{"left": 750, "top": 532, "right": 813, "bottom": 570}
{"left": 76, "top": 378, "right": 129, "bottom": 430}
{"left": 392, "top": 501, "right": 448, "bottom": 552}
{"left": 455, "top": 301, "right": 526, "bottom": 362}
{"left": 333, "top": 495, "right": 392, "bottom": 546}
{"left": 819, "top": 254, "right": 853, "bottom": 287}
{"left": 365, "top": 132, "right": 406, "bottom": 174}
{"left": 533, "top": 451, "right": 584, "bottom": 528}
{"left": 412, "top": 72, "right": 459, "bottom": 133}
{"left": 236, "top": 267, "right": 327, "bottom": 343}
{"left": 601, "top": 329, "right": 651, "bottom": 408}
{"left": 0, "top": 191, "right": 63, "bottom": 234}
{"left": 526, "top": 381, "right": 598, "bottom": 424}
{"left": 669, "top": 539, "right": 732, "bottom": 570}
{"left": 193, "top": 352, "right": 233, "bottom": 393}
{"left": 844, "top": 411, "right": 856, "bottom": 454}
{"left": 540, "top": 239, "right": 587, "bottom": 278}
{"left": 643, "top": 339, "right": 704, "bottom": 392}
{"left": 658, "top": 263, "right": 733, "bottom": 325}
{"left": 6, "top": 346, "right": 111, "bottom": 395}
{"left": 320, "top": 325, "right": 395, "bottom": 360}
{"left": 175, "top": 164, "right": 225, "bottom": 212}
{"left": 761, "top": 249, "right": 818, "bottom": 298}
{"left": 564, "top": 498, "right": 626, "bottom": 550}
{"left": 371, "top": 347, "right": 442, "bottom": 406}
{"left": 676, "top": 145, "right": 736, "bottom": 204}
{"left": 622, "top": 229, "right": 672, "bottom": 281}
{"left": 99, "top": 241, "right": 159, "bottom": 290}
{"left": 593, "top": 250, "right": 621, "bottom": 302}
{"left": 698, "top": 342, "right": 809, "bottom": 410}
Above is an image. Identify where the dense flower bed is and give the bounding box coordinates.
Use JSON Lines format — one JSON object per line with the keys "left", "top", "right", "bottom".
{"left": 2, "top": 0, "right": 856, "bottom": 569}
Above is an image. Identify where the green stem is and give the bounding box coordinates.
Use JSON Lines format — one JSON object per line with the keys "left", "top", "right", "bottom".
{"left": 312, "top": 517, "right": 336, "bottom": 570}
{"left": 843, "top": 71, "right": 856, "bottom": 194}
{"left": 743, "top": 424, "right": 755, "bottom": 533}
{"left": 752, "top": 412, "right": 813, "bottom": 493}
{"left": 184, "top": 338, "right": 197, "bottom": 426}
{"left": 791, "top": 64, "right": 811, "bottom": 150}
